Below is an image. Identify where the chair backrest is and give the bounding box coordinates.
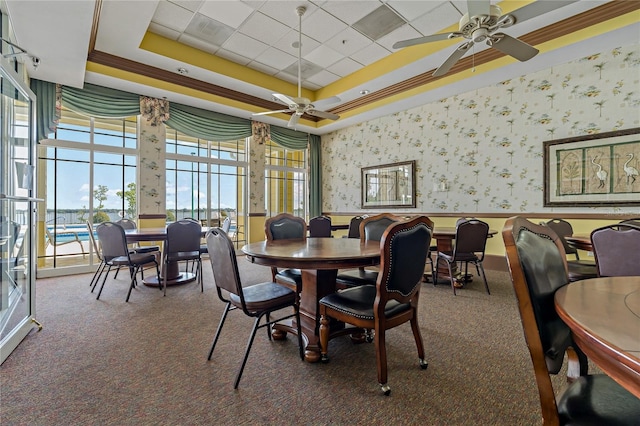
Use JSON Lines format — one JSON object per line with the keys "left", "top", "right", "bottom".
{"left": 115, "top": 218, "right": 137, "bottom": 230}
{"left": 309, "top": 216, "right": 332, "bottom": 238}
{"left": 453, "top": 219, "right": 489, "bottom": 259}
{"left": 95, "top": 222, "right": 129, "bottom": 261}
{"left": 619, "top": 218, "right": 640, "bottom": 228}
{"left": 166, "top": 219, "right": 202, "bottom": 254}
{"left": 346, "top": 215, "right": 367, "bottom": 239}
{"left": 376, "top": 216, "right": 434, "bottom": 304}
{"left": 359, "top": 213, "right": 402, "bottom": 243}
{"left": 0, "top": 220, "right": 20, "bottom": 256}
{"left": 503, "top": 217, "right": 581, "bottom": 424}
{"left": 86, "top": 221, "right": 103, "bottom": 261}
{"left": 221, "top": 216, "right": 231, "bottom": 233}
{"left": 543, "top": 218, "right": 578, "bottom": 257}
{"left": 591, "top": 223, "right": 640, "bottom": 277}
{"left": 265, "top": 213, "right": 307, "bottom": 241}
{"left": 206, "top": 228, "right": 247, "bottom": 310}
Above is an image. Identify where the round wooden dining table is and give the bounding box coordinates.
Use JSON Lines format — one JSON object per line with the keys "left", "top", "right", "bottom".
{"left": 242, "top": 238, "right": 381, "bottom": 362}
{"left": 554, "top": 276, "right": 640, "bottom": 398}
{"left": 124, "top": 227, "right": 209, "bottom": 287}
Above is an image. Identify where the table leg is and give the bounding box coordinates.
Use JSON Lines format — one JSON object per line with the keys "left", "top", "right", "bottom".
{"left": 273, "top": 269, "right": 339, "bottom": 363}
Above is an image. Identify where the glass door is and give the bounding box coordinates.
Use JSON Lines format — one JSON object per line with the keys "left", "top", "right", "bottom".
{"left": 0, "top": 57, "right": 38, "bottom": 364}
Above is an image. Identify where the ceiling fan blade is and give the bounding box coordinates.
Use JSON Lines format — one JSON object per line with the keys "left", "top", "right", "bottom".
{"left": 307, "top": 109, "right": 339, "bottom": 120}
{"left": 393, "top": 32, "right": 457, "bottom": 49}
{"left": 508, "top": 0, "right": 578, "bottom": 25}
{"left": 433, "top": 42, "right": 473, "bottom": 77}
{"left": 252, "top": 109, "right": 291, "bottom": 116}
{"left": 467, "top": 0, "right": 490, "bottom": 19}
{"left": 287, "top": 114, "right": 301, "bottom": 128}
{"left": 273, "top": 93, "right": 297, "bottom": 106}
{"left": 491, "top": 33, "right": 539, "bottom": 62}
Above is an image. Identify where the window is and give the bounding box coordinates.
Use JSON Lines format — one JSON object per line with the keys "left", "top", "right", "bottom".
{"left": 39, "top": 107, "right": 138, "bottom": 272}
{"left": 265, "top": 141, "right": 307, "bottom": 218}
{"left": 165, "top": 128, "right": 247, "bottom": 247}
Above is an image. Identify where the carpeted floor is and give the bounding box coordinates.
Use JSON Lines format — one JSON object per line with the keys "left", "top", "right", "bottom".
{"left": 1, "top": 259, "right": 574, "bottom": 425}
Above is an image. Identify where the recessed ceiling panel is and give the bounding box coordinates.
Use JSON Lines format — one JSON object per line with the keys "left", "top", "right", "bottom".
{"left": 352, "top": 5, "right": 407, "bottom": 41}
{"left": 184, "top": 14, "right": 234, "bottom": 46}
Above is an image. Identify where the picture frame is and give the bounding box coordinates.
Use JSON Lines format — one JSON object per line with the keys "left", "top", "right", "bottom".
{"left": 361, "top": 160, "right": 416, "bottom": 209}
{"left": 543, "top": 128, "right": 640, "bottom": 206}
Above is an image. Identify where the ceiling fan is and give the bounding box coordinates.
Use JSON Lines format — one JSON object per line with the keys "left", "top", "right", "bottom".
{"left": 253, "top": 6, "right": 340, "bottom": 128}
{"left": 393, "top": 0, "right": 577, "bottom": 77}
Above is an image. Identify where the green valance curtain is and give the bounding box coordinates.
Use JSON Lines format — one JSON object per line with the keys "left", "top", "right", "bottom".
{"left": 61, "top": 83, "right": 140, "bottom": 118}
{"left": 308, "top": 134, "right": 322, "bottom": 218}
{"left": 29, "top": 79, "right": 58, "bottom": 141}
{"left": 270, "top": 125, "right": 309, "bottom": 150}
{"left": 165, "top": 103, "right": 251, "bottom": 141}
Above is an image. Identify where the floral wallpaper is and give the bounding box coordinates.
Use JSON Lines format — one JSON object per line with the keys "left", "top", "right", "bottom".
{"left": 138, "top": 121, "right": 166, "bottom": 214}
{"left": 321, "top": 43, "right": 640, "bottom": 214}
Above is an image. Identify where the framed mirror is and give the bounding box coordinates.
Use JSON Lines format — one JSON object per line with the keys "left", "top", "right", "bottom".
{"left": 361, "top": 160, "right": 416, "bottom": 209}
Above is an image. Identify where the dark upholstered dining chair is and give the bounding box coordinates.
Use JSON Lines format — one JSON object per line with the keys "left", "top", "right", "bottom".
{"left": 435, "top": 219, "right": 490, "bottom": 295}
{"left": 115, "top": 218, "right": 161, "bottom": 255}
{"left": 542, "top": 219, "right": 597, "bottom": 282}
{"left": 264, "top": 213, "right": 307, "bottom": 292}
{"left": 205, "top": 227, "right": 303, "bottom": 389}
{"left": 503, "top": 216, "right": 640, "bottom": 425}
{"left": 87, "top": 221, "right": 106, "bottom": 292}
{"left": 343, "top": 215, "right": 367, "bottom": 239}
{"left": 335, "top": 213, "right": 402, "bottom": 288}
{"left": 591, "top": 223, "right": 640, "bottom": 277}
{"left": 95, "top": 222, "right": 161, "bottom": 302}
{"left": 319, "top": 216, "right": 434, "bottom": 395}
{"left": 308, "top": 215, "right": 332, "bottom": 238}
{"left": 163, "top": 219, "right": 203, "bottom": 296}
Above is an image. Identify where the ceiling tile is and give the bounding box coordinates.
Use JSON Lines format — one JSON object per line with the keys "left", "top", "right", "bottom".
{"left": 239, "top": 12, "right": 290, "bottom": 45}
{"left": 302, "top": 8, "right": 349, "bottom": 43}
{"left": 325, "top": 27, "right": 373, "bottom": 56}
{"left": 198, "top": 0, "right": 255, "bottom": 28}
{"left": 350, "top": 42, "right": 389, "bottom": 66}
{"left": 376, "top": 23, "right": 422, "bottom": 51}
{"left": 151, "top": 1, "right": 194, "bottom": 32}
{"left": 223, "top": 32, "right": 270, "bottom": 59}
{"left": 215, "top": 48, "right": 251, "bottom": 65}
{"left": 184, "top": 14, "right": 234, "bottom": 46}
{"left": 246, "top": 60, "right": 280, "bottom": 76}
{"left": 178, "top": 32, "right": 220, "bottom": 54}
{"left": 409, "top": 2, "right": 463, "bottom": 36}
{"left": 321, "top": 1, "right": 383, "bottom": 26}
{"left": 304, "top": 44, "right": 343, "bottom": 68}
{"left": 326, "top": 56, "right": 363, "bottom": 76}
{"left": 282, "top": 59, "right": 323, "bottom": 80}
{"left": 306, "top": 69, "right": 340, "bottom": 87}
{"left": 254, "top": 47, "right": 297, "bottom": 69}
{"left": 258, "top": 1, "right": 321, "bottom": 28}
{"left": 273, "top": 30, "right": 321, "bottom": 57}
{"left": 386, "top": 0, "right": 443, "bottom": 21}
{"left": 148, "top": 23, "right": 181, "bottom": 41}
{"left": 167, "top": 0, "right": 204, "bottom": 13}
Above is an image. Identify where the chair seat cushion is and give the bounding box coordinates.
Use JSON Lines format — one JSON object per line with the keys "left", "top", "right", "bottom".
{"left": 230, "top": 282, "right": 296, "bottom": 312}
{"left": 567, "top": 261, "right": 598, "bottom": 282}
{"left": 558, "top": 374, "right": 640, "bottom": 425}
{"left": 335, "top": 269, "right": 378, "bottom": 287}
{"left": 319, "top": 284, "right": 409, "bottom": 320}
{"left": 167, "top": 250, "right": 201, "bottom": 262}
{"left": 134, "top": 245, "right": 160, "bottom": 254}
{"left": 438, "top": 251, "right": 478, "bottom": 262}
{"left": 276, "top": 268, "right": 302, "bottom": 285}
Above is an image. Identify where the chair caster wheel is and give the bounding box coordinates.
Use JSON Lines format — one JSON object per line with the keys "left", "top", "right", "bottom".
{"left": 381, "top": 384, "right": 391, "bottom": 396}
{"left": 419, "top": 358, "right": 428, "bottom": 370}
{"left": 321, "top": 354, "right": 330, "bottom": 363}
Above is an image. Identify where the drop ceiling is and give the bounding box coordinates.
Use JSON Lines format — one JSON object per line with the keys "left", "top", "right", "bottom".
{"left": 2, "top": 0, "right": 639, "bottom": 135}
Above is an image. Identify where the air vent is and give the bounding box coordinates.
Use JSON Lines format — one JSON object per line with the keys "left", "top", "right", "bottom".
{"left": 352, "top": 5, "right": 406, "bottom": 41}
{"left": 184, "top": 13, "right": 234, "bottom": 46}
